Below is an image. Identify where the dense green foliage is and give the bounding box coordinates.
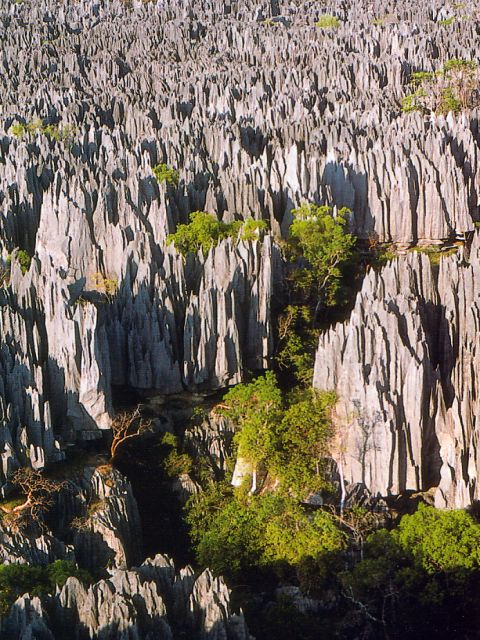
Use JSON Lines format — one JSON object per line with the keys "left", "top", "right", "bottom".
{"left": 186, "top": 488, "right": 345, "bottom": 578}
{"left": 275, "top": 304, "right": 317, "bottom": 385}
{"left": 219, "top": 373, "right": 335, "bottom": 496}
{"left": 315, "top": 15, "right": 341, "bottom": 29}
{"left": 159, "top": 432, "right": 192, "bottom": 478}
{"left": 288, "top": 204, "right": 355, "bottom": 310}
{"left": 9, "top": 120, "right": 75, "bottom": 143}
{"left": 167, "top": 211, "right": 267, "bottom": 256}
{"left": 152, "top": 163, "right": 179, "bottom": 186}
{"left": 6, "top": 249, "right": 31, "bottom": 275}
{"left": 340, "top": 504, "right": 480, "bottom": 637}
{"left": 0, "top": 561, "right": 92, "bottom": 615}
{"left": 402, "top": 58, "right": 479, "bottom": 115}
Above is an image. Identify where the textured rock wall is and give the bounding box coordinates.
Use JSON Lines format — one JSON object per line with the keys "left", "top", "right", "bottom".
{"left": 2, "top": 554, "right": 251, "bottom": 640}
{"left": 2, "top": 0, "right": 480, "bottom": 495}
{"left": 314, "top": 236, "right": 480, "bottom": 508}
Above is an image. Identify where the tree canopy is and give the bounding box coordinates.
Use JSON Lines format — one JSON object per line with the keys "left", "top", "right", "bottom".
{"left": 219, "top": 373, "right": 335, "bottom": 495}
{"left": 167, "top": 212, "right": 267, "bottom": 256}
{"left": 288, "top": 204, "right": 355, "bottom": 311}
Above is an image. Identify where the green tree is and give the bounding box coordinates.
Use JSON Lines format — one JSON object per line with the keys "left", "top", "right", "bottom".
{"left": 220, "top": 371, "right": 283, "bottom": 470}
{"left": 0, "top": 561, "right": 92, "bottom": 615}
{"left": 260, "top": 495, "right": 345, "bottom": 566}
{"left": 276, "top": 305, "right": 317, "bottom": 385}
{"left": 394, "top": 503, "right": 480, "bottom": 573}
{"left": 239, "top": 218, "right": 268, "bottom": 241}
{"left": 270, "top": 389, "right": 336, "bottom": 496}
{"left": 167, "top": 212, "right": 267, "bottom": 256}
{"left": 186, "top": 489, "right": 345, "bottom": 578}
{"left": 167, "top": 211, "right": 240, "bottom": 255}
{"left": 152, "top": 163, "right": 179, "bottom": 186}
{"left": 402, "top": 59, "right": 479, "bottom": 115}
{"left": 341, "top": 505, "right": 480, "bottom": 638}
{"left": 288, "top": 204, "right": 355, "bottom": 314}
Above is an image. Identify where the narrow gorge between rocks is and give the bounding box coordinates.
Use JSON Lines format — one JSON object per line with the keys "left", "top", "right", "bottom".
{"left": 1, "top": 0, "right": 480, "bottom": 638}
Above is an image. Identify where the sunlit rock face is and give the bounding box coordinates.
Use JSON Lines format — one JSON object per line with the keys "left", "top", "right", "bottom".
{"left": 315, "top": 237, "right": 480, "bottom": 509}
{"left": 1, "top": 0, "right": 480, "bottom": 498}
{"left": 2, "top": 554, "right": 251, "bottom": 640}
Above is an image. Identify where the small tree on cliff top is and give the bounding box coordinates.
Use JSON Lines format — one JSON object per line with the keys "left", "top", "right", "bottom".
{"left": 288, "top": 204, "right": 355, "bottom": 315}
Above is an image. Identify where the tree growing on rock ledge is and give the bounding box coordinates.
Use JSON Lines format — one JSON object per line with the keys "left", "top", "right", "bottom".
{"left": 402, "top": 59, "right": 480, "bottom": 115}
{"left": 0, "top": 468, "right": 64, "bottom": 531}
{"left": 110, "top": 406, "right": 153, "bottom": 460}
{"left": 288, "top": 203, "right": 355, "bottom": 317}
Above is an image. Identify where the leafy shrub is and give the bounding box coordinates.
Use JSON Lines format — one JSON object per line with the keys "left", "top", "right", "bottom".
{"left": 152, "top": 163, "right": 179, "bottom": 186}
{"left": 315, "top": 15, "right": 341, "bottom": 29}
{"left": 394, "top": 503, "right": 480, "bottom": 573}
{"left": 219, "top": 373, "right": 335, "bottom": 496}
{"left": 89, "top": 272, "right": 118, "bottom": 299}
{"left": 438, "top": 17, "right": 456, "bottom": 25}
{"left": 167, "top": 212, "right": 268, "bottom": 256}
{"left": 6, "top": 249, "right": 31, "bottom": 275}
{"left": 239, "top": 218, "right": 268, "bottom": 241}
{"left": 402, "top": 59, "right": 479, "bottom": 115}
{"left": 411, "top": 244, "right": 458, "bottom": 266}
{"left": 0, "top": 561, "right": 92, "bottom": 615}
{"left": 269, "top": 389, "right": 336, "bottom": 496}
{"left": 160, "top": 432, "right": 193, "bottom": 477}
{"left": 340, "top": 505, "right": 480, "bottom": 637}
{"left": 186, "top": 488, "right": 345, "bottom": 577}
{"left": 288, "top": 203, "right": 355, "bottom": 311}
{"left": 17, "top": 250, "right": 31, "bottom": 274}
{"left": 9, "top": 120, "right": 75, "bottom": 143}
{"left": 276, "top": 304, "right": 317, "bottom": 385}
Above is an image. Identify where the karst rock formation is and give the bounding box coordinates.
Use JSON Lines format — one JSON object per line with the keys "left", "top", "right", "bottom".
{"left": 2, "top": 0, "right": 480, "bottom": 633}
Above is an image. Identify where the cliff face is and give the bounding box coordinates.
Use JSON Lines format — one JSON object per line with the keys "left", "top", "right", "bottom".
{"left": 2, "top": 554, "right": 251, "bottom": 640}
{"left": 314, "top": 236, "right": 480, "bottom": 508}
{"left": 2, "top": 0, "right": 480, "bottom": 482}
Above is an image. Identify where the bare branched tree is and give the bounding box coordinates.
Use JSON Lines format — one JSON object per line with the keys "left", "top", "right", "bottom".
{"left": 0, "top": 468, "right": 64, "bottom": 531}
{"left": 110, "top": 406, "right": 153, "bottom": 459}
{"left": 329, "top": 505, "right": 383, "bottom": 561}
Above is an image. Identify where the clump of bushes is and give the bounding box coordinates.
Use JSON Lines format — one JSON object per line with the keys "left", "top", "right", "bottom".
{"left": 4, "top": 249, "right": 32, "bottom": 278}
{"left": 88, "top": 272, "right": 118, "bottom": 300}
{"left": 402, "top": 59, "right": 479, "bottom": 115}
{"left": 186, "top": 487, "right": 345, "bottom": 578}
{"left": 411, "top": 244, "right": 458, "bottom": 266}
{"left": 287, "top": 203, "right": 356, "bottom": 313}
{"left": 160, "top": 432, "right": 193, "bottom": 478}
{"left": 0, "top": 561, "right": 92, "bottom": 615}
{"left": 9, "top": 120, "right": 75, "bottom": 143}
{"left": 341, "top": 504, "right": 480, "bottom": 637}
{"left": 152, "top": 163, "right": 179, "bottom": 186}
{"left": 438, "top": 16, "right": 456, "bottom": 26}
{"left": 218, "top": 371, "right": 336, "bottom": 497}
{"left": 315, "top": 14, "right": 341, "bottom": 29}
{"left": 167, "top": 211, "right": 268, "bottom": 256}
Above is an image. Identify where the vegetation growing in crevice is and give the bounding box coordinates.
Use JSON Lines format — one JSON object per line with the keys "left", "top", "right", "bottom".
{"left": 152, "top": 163, "right": 179, "bottom": 186}
{"left": 218, "top": 372, "right": 335, "bottom": 497}
{"left": 167, "top": 211, "right": 268, "bottom": 256}
{"left": 177, "top": 200, "right": 480, "bottom": 639}
{"left": 5, "top": 248, "right": 32, "bottom": 277}
{"left": 315, "top": 15, "right": 341, "bottom": 29}
{"left": 88, "top": 272, "right": 118, "bottom": 301}
{"left": 9, "top": 119, "right": 76, "bottom": 143}
{"left": 410, "top": 244, "right": 459, "bottom": 266}
{"left": 402, "top": 59, "right": 480, "bottom": 115}
{"left": 0, "top": 561, "right": 92, "bottom": 615}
